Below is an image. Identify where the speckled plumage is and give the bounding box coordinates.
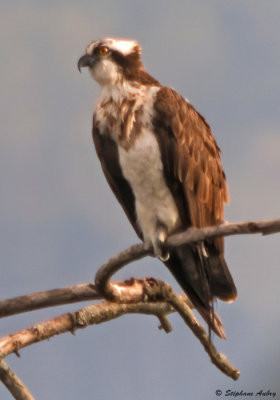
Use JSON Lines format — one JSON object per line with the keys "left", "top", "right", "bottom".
{"left": 79, "top": 38, "right": 237, "bottom": 338}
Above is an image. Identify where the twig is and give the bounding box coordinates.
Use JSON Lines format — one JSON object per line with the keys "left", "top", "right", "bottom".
{"left": 166, "top": 287, "right": 240, "bottom": 380}
{"left": 0, "top": 284, "right": 100, "bottom": 319}
{"left": 0, "top": 360, "right": 35, "bottom": 400}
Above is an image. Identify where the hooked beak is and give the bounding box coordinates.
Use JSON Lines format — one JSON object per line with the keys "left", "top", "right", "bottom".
{"left": 77, "top": 54, "right": 96, "bottom": 72}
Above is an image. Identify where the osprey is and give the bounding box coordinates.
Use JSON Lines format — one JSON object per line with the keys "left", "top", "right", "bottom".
{"left": 78, "top": 38, "right": 237, "bottom": 338}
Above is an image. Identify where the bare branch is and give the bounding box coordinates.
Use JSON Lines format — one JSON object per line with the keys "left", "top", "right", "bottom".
{"left": 1, "top": 217, "right": 278, "bottom": 389}
{"left": 0, "top": 288, "right": 174, "bottom": 360}
{"left": 95, "top": 218, "right": 280, "bottom": 297}
{"left": 0, "top": 279, "right": 239, "bottom": 381}
{"left": 166, "top": 288, "right": 240, "bottom": 380}
{"left": 93, "top": 218, "right": 280, "bottom": 380}
{"left": 95, "top": 244, "right": 152, "bottom": 297}
{"left": 0, "top": 360, "right": 35, "bottom": 400}
{"left": 167, "top": 218, "right": 280, "bottom": 248}
{"left": 1, "top": 219, "right": 279, "bottom": 319}
{"left": 0, "top": 284, "right": 100, "bottom": 319}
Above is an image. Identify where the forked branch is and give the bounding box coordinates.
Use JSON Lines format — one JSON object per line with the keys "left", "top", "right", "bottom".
{"left": 0, "top": 279, "right": 239, "bottom": 381}
{"left": 0, "top": 217, "right": 280, "bottom": 397}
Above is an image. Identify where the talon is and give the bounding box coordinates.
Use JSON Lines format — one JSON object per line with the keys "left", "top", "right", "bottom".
{"left": 153, "top": 223, "right": 170, "bottom": 262}
{"left": 158, "top": 251, "right": 170, "bottom": 262}
{"left": 154, "top": 239, "right": 170, "bottom": 262}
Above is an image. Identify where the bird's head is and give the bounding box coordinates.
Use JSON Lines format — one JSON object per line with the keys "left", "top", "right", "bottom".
{"left": 78, "top": 38, "right": 144, "bottom": 86}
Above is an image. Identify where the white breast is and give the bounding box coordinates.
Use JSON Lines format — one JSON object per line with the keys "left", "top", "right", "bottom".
{"left": 118, "top": 128, "right": 181, "bottom": 245}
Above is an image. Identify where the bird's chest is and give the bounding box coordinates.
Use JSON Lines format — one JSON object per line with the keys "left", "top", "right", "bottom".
{"left": 118, "top": 129, "right": 181, "bottom": 240}
{"left": 95, "top": 84, "right": 180, "bottom": 240}
{"left": 95, "top": 86, "right": 147, "bottom": 150}
{"left": 118, "top": 129, "right": 163, "bottom": 201}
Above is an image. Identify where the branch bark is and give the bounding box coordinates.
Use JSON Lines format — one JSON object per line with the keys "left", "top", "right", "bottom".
{"left": 166, "top": 218, "right": 280, "bottom": 247}
{"left": 0, "top": 284, "right": 100, "bottom": 319}
{"left": 0, "top": 280, "right": 239, "bottom": 380}
{"left": 1, "top": 219, "right": 279, "bottom": 319}
{"left": 1, "top": 217, "right": 279, "bottom": 397}
{"left": 0, "top": 285, "right": 175, "bottom": 360}
{"left": 0, "top": 360, "right": 34, "bottom": 400}
{"left": 95, "top": 218, "right": 280, "bottom": 297}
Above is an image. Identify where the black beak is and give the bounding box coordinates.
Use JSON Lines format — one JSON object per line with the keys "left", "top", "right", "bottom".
{"left": 78, "top": 54, "right": 96, "bottom": 72}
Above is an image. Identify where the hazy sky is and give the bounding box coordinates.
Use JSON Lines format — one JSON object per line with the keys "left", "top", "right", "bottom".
{"left": 1, "top": 1, "right": 280, "bottom": 399}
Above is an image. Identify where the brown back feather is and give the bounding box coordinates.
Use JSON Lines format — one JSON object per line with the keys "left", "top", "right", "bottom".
{"left": 153, "top": 87, "right": 229, "bottom": 231}
{"left": 153, "top": 87, "right": 238, "bottom": 305}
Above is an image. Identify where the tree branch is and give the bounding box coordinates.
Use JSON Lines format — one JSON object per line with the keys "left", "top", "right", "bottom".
{"left": 0, "top": 288, "right": 175, "bottom": 360}
{"left": 0, "top": 284, "right": 100, "bottom": 319}
{"left": 1, "top": 218, "right": 279, "bottom": 319}
{"left": 166, "top": 287, "right": 239, "bottom": 379}
{"left": 166, "top": 218, "right": 280, "bottom": 248}
{"left": 95, "top": 218, "right": 280, "bottom": 297}
{"left": 0, "top": 360, "right": 34, "bottom": 400}
{"left": 92, "top": 218, "right": 280, "bottom": 380}
{"left": 0, "top": 279, "right": 239, "bottom": 380}
{"left": 1, "top": 217, "right": 279, "bottom": 394}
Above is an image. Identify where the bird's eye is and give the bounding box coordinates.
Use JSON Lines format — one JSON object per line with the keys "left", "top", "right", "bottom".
{"left": 99, "top": 46, "right": 111, "bottom": 56}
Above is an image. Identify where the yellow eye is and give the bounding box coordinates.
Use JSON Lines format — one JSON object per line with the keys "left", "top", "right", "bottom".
{"left": 99, "top": 46, "right": 110, "bottom": 56}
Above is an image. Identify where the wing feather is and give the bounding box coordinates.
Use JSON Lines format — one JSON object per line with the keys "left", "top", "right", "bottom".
{"left": 92, "top": 123, "right": 142, "bottom": 239}
{"left": 153, "top": 87, "right": 237, "bottom": 307}
{"left": 153, "top": 87, "right": 228, "bottom": 230}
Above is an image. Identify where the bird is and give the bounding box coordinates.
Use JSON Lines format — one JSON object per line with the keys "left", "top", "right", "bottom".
{"left": 78, "top": 37, "right": 237, "bottom": 339}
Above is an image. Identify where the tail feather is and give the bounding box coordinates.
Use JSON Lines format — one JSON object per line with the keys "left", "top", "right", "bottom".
{"left": 163, "top": 243, "right": 237, "bottom": 339}
{"left": 204, "top": 241, "right": 237, "bottom": 302}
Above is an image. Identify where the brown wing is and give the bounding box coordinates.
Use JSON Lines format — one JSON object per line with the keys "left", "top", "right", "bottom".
{"left": 153, "top": 87, "right": 237, "bottom": 305}
{"left": 92, "top": 123, "right": 143, "bottom": 240}
{"left": 153, "top": 87, "right": 229, "bottom": 232}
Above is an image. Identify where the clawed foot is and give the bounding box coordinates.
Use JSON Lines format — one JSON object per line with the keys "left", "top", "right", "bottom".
{"left": 156, "top": 247, "right": 170, "bottom": 261}
{"left": 154, "top": 225, "right": 170, "bottom": 262}
{"left": 143, "top": 224, "right": 170, "bottom": 261}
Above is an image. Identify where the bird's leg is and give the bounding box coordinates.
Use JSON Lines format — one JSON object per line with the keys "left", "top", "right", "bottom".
{"left": 153, "top": 222, "right": 170, "bottom": 262}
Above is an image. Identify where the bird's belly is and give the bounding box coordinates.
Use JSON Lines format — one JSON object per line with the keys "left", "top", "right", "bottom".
{"left": 118, "top": 128, "right": 181, "bottom": 244}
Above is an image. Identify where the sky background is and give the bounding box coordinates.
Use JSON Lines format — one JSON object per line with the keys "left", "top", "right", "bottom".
{"left": 1, "top": 1, "right": 280, "bottom": 399}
